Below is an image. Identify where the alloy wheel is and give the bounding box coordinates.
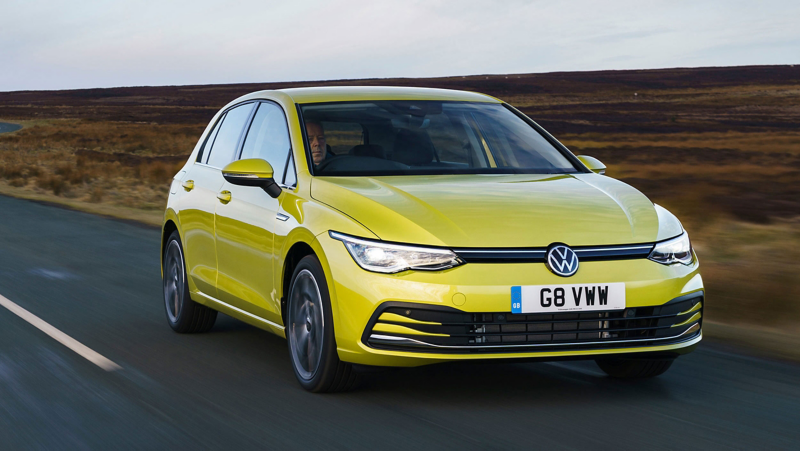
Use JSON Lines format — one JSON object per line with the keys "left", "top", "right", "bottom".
{"left": 288, "top": 269, "right": 325, "bottom": 380}
{"left": 163, "top": 240, "right": 184, "bottom": 323}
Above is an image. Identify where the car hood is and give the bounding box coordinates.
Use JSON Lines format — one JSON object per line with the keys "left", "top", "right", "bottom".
{"left": 311, "top": 173, "right": 660, "bottom": 247}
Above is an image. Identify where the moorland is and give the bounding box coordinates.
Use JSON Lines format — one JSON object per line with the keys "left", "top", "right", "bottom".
{"left": 0, "top": 65, "right": 798, "bottom": 350}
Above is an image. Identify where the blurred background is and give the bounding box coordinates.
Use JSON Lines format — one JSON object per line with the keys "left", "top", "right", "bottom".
{"left": 1, "top": 66, "right": 798, "bottom": 359}
{"left": 1, "top": 1, "right": 799, "bottom": 448}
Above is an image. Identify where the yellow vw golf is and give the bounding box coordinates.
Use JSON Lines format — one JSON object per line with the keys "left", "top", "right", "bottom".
{"left": 162, "top": 86, "right": 703, "bottom": 392}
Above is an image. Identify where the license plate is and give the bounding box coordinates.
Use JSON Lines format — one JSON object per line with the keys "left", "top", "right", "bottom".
{"left": 511, "top": 283, "right": 625, "bottom": 314}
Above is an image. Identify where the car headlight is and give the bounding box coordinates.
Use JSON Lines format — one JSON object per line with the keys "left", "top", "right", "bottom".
{"left": 649, "top": 232, "right": 693, "bottom": 265}
{"left": 329, "top": 231, "right": 464, "bottom": 274}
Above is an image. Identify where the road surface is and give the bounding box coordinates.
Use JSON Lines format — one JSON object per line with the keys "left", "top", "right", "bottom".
{"left": 0, "top": 195, "right": 798, "bottom": 450}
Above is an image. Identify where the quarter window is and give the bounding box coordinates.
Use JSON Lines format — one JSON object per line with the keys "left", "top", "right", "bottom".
{"left": 197, "top": 113, "right": 224, "bottom": 163}
{"left": 240, "top": 102, "right": 291, "bottom": 183}
{"left": 205, "top": 103, "right": 255, "bottom": 168}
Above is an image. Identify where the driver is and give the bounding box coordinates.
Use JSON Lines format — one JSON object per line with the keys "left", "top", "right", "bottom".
{"left": 305, "top": 121, "right": 333, "bottom": 165}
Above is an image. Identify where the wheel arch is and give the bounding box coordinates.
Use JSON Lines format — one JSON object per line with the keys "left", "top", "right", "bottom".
{"left": 281, "top": 240, "right": 316, "bottom": 325}
{"left": 278, "top": 227, "right": 343, "bottom": 329}
{"left": 161, "top": 209, "right": 182, "bottom": 277}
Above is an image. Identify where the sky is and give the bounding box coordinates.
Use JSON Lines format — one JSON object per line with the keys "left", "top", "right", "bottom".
{"left": 1, "top": 0, "right": 798, "bottom": 92}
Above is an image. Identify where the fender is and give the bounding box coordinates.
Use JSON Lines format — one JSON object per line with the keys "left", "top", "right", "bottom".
{"left": 160, "top": 207, "right": 182, "bottom": 278}
{"left": 277, "top": 190, "right": 377, "bottom": 341}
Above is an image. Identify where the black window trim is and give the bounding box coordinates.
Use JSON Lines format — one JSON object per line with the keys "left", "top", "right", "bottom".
{"left": 236, "top": 99, "right": 296, "bottom": 187}
{"left": 501, "top": 102, "right": 591, "bottom": 174}
{"left": 236, "top": 101, "right": 262, "bottom": 162}
{"left": 281, "top": 153, "right": 297, "bottom": 189}
{"left": 196, "top": 111, "right": 226, "bottom": 164}
{"left": 296, "top": 103, "right": 314, "bottom": 176}
{"left": 295, "top": 100, "right": 589, "bottom": 176}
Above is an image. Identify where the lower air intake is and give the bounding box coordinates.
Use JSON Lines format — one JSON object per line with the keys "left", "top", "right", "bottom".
{"left": 364, "top": 293, "right": 703, "bottom": 354}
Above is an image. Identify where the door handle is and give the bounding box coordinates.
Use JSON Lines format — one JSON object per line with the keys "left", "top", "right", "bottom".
{"left": 181, "top": 180, "right": 195, "bottom": 192}
{"left": 217, "top": 190, "right": 232, "bottom": 204}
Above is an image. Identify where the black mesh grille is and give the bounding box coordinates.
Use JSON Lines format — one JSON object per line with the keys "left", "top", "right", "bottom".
{"left": 365, "top": 294, "right": 702, "bottom": 354}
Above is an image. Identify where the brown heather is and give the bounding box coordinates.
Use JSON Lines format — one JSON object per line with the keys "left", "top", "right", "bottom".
{"left": 0, "top": 65, "right": 798, "bottom": 334}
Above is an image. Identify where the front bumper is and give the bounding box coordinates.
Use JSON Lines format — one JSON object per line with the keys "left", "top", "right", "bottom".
{"left": 317, "top": 234, "right": 703, "bottom": 367}
{"left": 365, "top": 293, "right": 702, "bottom": 353}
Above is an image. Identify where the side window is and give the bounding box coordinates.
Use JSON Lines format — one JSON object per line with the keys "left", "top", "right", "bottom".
{"left": 205, "top": 103, "right": 255, "bottom": 168}
{"left": 240, "top": 102, "right": 291, "bottom": 183}
{"left": 197, "top": 113, "right": 225, "bottom": 163}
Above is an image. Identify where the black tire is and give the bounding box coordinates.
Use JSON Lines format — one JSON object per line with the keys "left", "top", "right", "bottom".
{"left": 595, "top": 357, "right": 675, "bottom": 378}
{"left": 162, "top": 231, "right": 217, "bottom": 333}
{"left": 286, "top": 255, "right": 358, "bottom": 393}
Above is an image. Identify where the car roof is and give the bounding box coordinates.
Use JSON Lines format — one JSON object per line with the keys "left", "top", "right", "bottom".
{"left": 269, "top": 86, "right": 502, "bottom": 104}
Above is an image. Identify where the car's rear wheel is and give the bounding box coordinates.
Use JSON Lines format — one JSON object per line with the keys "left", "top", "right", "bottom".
{"left": 163, "top": 231, "right": 217, "bottom": 333}
{"left": 595, "top": 357, "right": 674, "bottom": 378}
{"left": 286, "top": 255, "right": 358, "bottom": 392}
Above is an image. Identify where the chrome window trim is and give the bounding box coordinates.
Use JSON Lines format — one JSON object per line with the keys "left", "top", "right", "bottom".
{"left": 194, "top": 162, "right": 222, "bottom": 170}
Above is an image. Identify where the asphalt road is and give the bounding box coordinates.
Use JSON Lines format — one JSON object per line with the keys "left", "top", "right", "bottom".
{"left": 0, "top": 195, "right": 798, "bottom": 450}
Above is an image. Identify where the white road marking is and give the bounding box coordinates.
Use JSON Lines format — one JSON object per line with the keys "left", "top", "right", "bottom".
{"left": 0, "top": 293, "right": 122, "bottom": 372}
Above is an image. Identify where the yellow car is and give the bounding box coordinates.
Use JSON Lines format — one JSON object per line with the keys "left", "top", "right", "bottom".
{"left": 162, "top": 86, "right": 703, "bottom": 392}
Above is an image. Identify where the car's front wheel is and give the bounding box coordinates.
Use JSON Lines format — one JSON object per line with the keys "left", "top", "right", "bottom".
{"left": 162, "top": 231, "right": 217, "bottom": 333}
{"left": 595, "top": 357, "right": 674, "bottom": 378}
{"left": 286, "top": 255, "right": 358, "bottom": 392}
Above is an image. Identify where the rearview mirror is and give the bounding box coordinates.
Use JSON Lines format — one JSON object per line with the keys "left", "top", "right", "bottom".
{"left": 221, "top": 159, "right": 282, "bottom": 198}
{"left": 577, "top": 155, "right": 606, "bottom": 175}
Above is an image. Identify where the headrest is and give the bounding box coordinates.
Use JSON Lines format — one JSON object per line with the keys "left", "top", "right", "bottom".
{"left": 392, "top": 129, "right": 434, "bottom": 166}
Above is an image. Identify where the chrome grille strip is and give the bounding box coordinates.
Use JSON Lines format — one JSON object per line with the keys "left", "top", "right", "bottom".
{"left": 453, "top": 243, "right": 654, "bottom": 263}
{"left": 369, "top": 323, "right": 701, "bottom": 350}
{"left": 381, "top": 310, "right": 694, "bottom": 327}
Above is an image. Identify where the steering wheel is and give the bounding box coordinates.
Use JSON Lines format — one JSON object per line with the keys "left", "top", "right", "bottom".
{"left": 314, "top": 155, "right": 347, "bottom": 172}
{"left": 315, "top": 155, "right": 411, "bottom": 173}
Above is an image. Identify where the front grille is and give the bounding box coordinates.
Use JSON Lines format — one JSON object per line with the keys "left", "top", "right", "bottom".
{"left": 364, "top": 293, "right": 703, "bottom": 354}
{"left": 453, "top": 243, "right": 654, "bottom": 263}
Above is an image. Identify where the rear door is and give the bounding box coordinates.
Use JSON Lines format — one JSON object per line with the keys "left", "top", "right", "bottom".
{"left": 179, "top": 102, "right": 255, "bottom": 297}
{"left": 214, "top": 101, "right": 292, "bottom": 324}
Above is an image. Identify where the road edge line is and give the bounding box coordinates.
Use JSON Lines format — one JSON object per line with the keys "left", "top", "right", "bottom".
{"left": 0, "top": 293, "right": 122, "bottom": 372}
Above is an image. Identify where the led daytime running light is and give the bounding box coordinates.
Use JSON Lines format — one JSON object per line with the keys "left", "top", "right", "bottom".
{"left": 330, "top": 231, "right": 463, "bottom": 274}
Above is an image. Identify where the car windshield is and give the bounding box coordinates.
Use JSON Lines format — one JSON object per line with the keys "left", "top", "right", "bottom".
{"left": 300, "top": 101, "right": 579, "bottom": 176}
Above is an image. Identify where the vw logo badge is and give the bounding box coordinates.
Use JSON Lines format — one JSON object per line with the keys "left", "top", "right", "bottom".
{"left": 546, "top": 244, "right": 579, "bottom": 277}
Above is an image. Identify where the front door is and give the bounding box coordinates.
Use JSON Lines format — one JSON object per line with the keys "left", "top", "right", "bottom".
{"left": 214, "top": 101, "right": 292, "bottom": 325}
{"left": 181, "top": 101, "right": 255, "bottom": 297}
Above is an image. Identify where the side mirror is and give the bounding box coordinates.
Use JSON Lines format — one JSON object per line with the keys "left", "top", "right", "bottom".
{"left": 577, "top": 155, "right": 606, "bottom": 175}
{"left": 221, "top": 158, "right": 282, "bottom": 198}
